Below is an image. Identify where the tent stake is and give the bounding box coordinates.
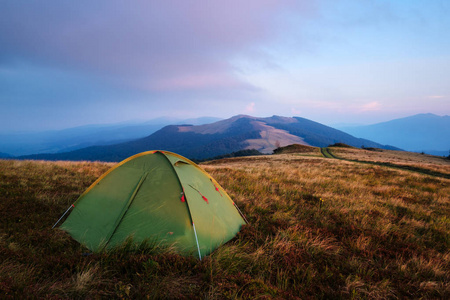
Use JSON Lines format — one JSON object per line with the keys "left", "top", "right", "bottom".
{"left": 192, "top": 222, "right": 202, "bottom": 261}
{"left": 52, "top": 204, "right": 74, "bottom": 229}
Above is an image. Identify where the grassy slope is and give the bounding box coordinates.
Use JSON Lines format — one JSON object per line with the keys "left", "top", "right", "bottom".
{"left": 329, "top": 147, "right": 450, "bottom": 176}
{"left": 0, "top": 151, "right": 449, "bottom": 298}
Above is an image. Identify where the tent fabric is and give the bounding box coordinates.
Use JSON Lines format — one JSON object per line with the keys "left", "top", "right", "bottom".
{"left": 60, "top": 150, "right": 246, "bottom": 258}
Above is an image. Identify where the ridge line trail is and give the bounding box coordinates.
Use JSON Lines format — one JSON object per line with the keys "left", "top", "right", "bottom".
{"left": 321, "top": 147, "right": 450, "bottom": 180}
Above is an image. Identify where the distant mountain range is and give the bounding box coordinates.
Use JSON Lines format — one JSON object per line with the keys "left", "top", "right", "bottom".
{"left": 0, "top": 152, "right": 13, "bottom": 158}
{"left": 337, "top": 113, "right": 450, "bottom": 156}
{"left": 18, "top": 115, "right": 397, "bottom": 162}
{"left": 0, "top": 117, "right": 221, "bottom": 156}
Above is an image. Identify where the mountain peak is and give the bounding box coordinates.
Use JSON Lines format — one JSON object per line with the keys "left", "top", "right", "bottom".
{"left": 230, "top": 114, "right": 256, "bottom": 120}
{"left": 177, "top": 114, "right": 254, "bottom": 134}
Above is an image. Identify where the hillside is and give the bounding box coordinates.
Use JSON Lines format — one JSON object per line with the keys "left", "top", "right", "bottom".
{"left": 0, "top": 152, "right": 13, "bottom": 158}
{"left": 1, "top": 149, "right": 449, "bottom": 298}
{"left": 0, "top": 122, "right": 166, "bottom": 156}
{"left": 328, "top": 146, "right": 450, "bottom": 176}
{"left": 337, "top": 113, "right": 450, "bottom": 155}
{"left": 0, "top": 117, "right": 222, "bottom": 156}
{"left": 19, "top": 115, "right": 397, "bottom": 162}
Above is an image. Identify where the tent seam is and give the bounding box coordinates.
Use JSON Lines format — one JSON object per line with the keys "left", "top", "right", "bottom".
{"left": 162, "top": 151, "right": 248, "bottom": 224}
{"left": 72, "top": 150, "right": 159, "bottom": 206}
{"left": 158, "top": 151, "right": 202, "bottom": 259}
{"left": 163, "top": 152, "right": 235, "bottom": 202}
{"left": 101, "top": 172, "right": 148, "bottom": 251}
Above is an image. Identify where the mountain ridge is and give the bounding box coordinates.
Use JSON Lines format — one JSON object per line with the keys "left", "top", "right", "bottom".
{"left": 19, "top": 115, "right": 398, "bottom": 162}
{"left": 0, "top": 117, "right": 222, "bottom": 156}
{"left": 337, "top": 113, "right": 449, "bottom": 155}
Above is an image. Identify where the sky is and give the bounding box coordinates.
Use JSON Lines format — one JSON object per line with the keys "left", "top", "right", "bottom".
{"left": 1, "top": 0, "right": 449, "bottom": 132}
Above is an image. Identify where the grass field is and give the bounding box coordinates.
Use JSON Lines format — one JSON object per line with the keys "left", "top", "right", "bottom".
{"left": 329, "top": 147, "right": 450, "bottom": 176}
{"left": 1, "top": 148, "right": 449, "bottom": 298}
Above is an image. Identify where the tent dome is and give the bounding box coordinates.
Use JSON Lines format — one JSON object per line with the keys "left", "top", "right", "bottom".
{"left": 59, "top": 150, "right": 246, "bottom": 259}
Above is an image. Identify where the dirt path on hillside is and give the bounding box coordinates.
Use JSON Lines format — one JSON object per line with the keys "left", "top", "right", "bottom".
{"left": 321, "top": 147, "right": 450, "bottom": 179}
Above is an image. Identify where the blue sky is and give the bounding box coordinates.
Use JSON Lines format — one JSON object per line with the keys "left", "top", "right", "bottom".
{"left": 1, "top": 0, "right": 449, "bottom": 132}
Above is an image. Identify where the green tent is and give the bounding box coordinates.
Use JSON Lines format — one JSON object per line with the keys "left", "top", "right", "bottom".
{"left": 57, "top": 150, "right": 247, "bottom": 259}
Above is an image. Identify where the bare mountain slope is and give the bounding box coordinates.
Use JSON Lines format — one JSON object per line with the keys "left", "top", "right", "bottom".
{"left": 178, "top": 115, "right": 308, "bottom": 153}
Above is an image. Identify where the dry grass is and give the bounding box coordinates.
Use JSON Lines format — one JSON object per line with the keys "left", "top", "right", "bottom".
{"left": 203, "top": 153, "right": 450, "bottom": 298}
{"left": 331, "top": 147, "right": 450, "bottom": 175}
{"left": 1, "top": 152, "right": 449, "bottom": 298}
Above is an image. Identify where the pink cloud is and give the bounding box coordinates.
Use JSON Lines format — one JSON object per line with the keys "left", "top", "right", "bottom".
{"left": 151, "top": 72, "right": 246, "bottom": 91}
{"left": 291, "top": 107, "right": 302, "bottom": 115}
{"left": 360, "top": 101, "right": 382, "bottom": 112}
{"left": 245, "top": 102, "right": 256, "bottom": 113}
{"left": 0, "top": 0, "right": 313, "bottom": 85}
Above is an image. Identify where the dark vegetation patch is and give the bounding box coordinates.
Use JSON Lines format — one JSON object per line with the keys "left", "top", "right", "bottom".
{"left": 361, "top": 147, "right": 384, "bottom": 152}
{"left": 273, "top": 144, "right": 318, "bottom": 154}
{"left": 328, "top": 143, "right": 356, "bottom": 148}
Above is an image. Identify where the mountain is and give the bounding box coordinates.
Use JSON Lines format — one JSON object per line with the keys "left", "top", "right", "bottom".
{"left": 0, "top": 152, "right": 13, "bottom": 158}
{"left": 20, "top": 115, "right": 397, "bottom": 162}
{"left": 337, "top": 113, "right": 450, "bottom": 155}
{"left": 175, "top": 117, "right": 222, "bottom": 126}
{"left": 0, "top": 117, "right": 222, "bottom": 156}
{"left": 263, "top": 116, "right": 398, "bottom": 150}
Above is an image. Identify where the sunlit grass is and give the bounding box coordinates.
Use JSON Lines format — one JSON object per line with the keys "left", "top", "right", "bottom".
{"left": 1, "top": 152, "right": 449, "bottom": 298}
{"left": 331, "top": 147, "right": 450, "bottom": 175}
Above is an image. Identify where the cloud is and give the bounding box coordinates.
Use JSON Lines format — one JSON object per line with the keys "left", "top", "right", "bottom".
{"left": 0, "top": 0, "right": 318, "bottom": 130}
{"left": 2, "top": 0, "right": 449, "bottom": 131}
{"left": 0, "top": 1, "right": 309, "bottom": 88}
{"left": 245, "top": 102, "right": 256, "bottom": 113}
{"left": 360, "top": 101, "right": 382, "bottom": 112}
{"left": 291, "top": 108, "right": 302, "bottom": 115}
{"left": 143, "top": 70, "right": 253, "bottom": 92}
